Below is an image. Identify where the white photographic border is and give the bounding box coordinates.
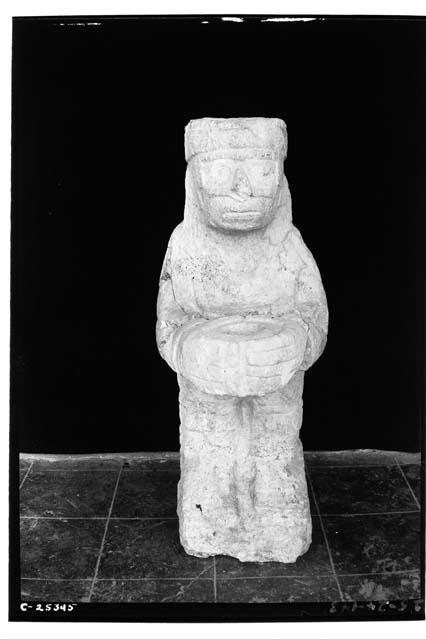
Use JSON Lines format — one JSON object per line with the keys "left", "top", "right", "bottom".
{"left": 2, "top": 1, "right": 425, "bottom": 638}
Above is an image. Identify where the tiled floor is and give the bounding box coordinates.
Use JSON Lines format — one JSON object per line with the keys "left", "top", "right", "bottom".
{"left": 19, "top": 450, "right": 423, "bottom": 604}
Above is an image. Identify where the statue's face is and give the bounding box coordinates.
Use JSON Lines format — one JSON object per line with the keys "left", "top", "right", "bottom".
{"left": 191, "top": 148, "right": 283, "bottom": 232}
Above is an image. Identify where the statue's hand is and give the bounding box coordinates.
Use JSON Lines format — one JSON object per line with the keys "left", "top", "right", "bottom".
{"left": 245, "top": 320, "right": 307, "bottom": 388}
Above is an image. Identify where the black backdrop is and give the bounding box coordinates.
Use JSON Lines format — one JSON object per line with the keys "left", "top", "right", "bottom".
{"left": 11, "top": 16, "right": 425, "bottom": 454}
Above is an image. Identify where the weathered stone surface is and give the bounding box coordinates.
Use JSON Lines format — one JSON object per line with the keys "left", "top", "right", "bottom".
{"left": 156, "top": 117, "right": 328, "bottom": 563}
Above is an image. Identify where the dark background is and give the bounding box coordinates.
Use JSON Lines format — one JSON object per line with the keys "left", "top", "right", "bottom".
{"left": 11, "top": 16, "right": 425, "bottom": 454}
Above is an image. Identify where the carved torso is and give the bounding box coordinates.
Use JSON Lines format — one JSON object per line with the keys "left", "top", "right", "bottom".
{"left": 169, "top": 224, "right": 306, "bottom": 319}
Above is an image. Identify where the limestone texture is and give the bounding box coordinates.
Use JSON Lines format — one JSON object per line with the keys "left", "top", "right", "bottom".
{"left": 156, "top": 117, "right": 328, "bottom": 563}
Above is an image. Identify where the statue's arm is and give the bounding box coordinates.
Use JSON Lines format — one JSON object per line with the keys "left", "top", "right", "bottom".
{"left": 156, "top": 242, "right": 204, "bottom": 372}
{"left": 295, "top": 263, "right": 328, "bottom": 371}
{"left": 289, "top": 230, "right": 329, "bottom": 371}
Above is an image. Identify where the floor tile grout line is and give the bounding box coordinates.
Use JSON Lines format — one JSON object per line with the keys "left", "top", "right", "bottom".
{"left": 21, "top": 577, "right": 214, "bottom": 582}
{"left": 306, "top": 469, "right": 344, "bottom": 602}
{"left": 394, "top": 457, "right": 420, "bottom": 510}
{"left": 87, "top": 464, "right": 124, "bottom": 602}
{"left": 215, "top": 569, "right": 422, "bottom": 580}
{"left": 21, "top": 569, "right": 421, "bottom": 582}
{"left": 22, "top": 577, "right": 95, "bottom": 582}
{"left": 19, "top": 462, "right": 33, "bottom": 490}
{"left": 213, "top": 556, "right": 217, "bottom": 603}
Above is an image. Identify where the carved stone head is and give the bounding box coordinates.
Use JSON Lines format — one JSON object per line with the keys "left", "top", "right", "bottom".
{"left": 185, "top": 117, "right": 287, "bottom": 233}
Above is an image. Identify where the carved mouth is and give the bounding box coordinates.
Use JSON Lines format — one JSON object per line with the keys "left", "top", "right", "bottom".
{"left": 226, "top": 205, "right": 261, "bottom": 213}
{"left": 222, "top": 211, "right": 263, "bottom": 219}
{"left": 222, "top": 200, "right": 264, "bottom": 216}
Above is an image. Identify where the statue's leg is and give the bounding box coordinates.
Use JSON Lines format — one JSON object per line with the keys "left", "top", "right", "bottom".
{"left": 250, "top": 370, "right": 312, "bottom": 562}
{"left": 176, "top": 372, "right": 311, "bottom": 562}
{"left": 177, "top": 375, "right": 241, "bottom": 558}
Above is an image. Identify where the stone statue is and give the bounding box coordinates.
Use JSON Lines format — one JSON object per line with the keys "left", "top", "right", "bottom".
{"left": 156, "top": 118, "right": 328, "bottom": 563}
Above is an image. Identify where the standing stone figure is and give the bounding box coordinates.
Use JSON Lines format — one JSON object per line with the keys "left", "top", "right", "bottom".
{"left": 156, "top": 118, "right": 328, "bottom": 563}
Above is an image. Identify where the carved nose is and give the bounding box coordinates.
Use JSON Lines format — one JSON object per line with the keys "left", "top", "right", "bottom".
{"left": 231, "top": 168, "right": 252, "bottom": 197}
